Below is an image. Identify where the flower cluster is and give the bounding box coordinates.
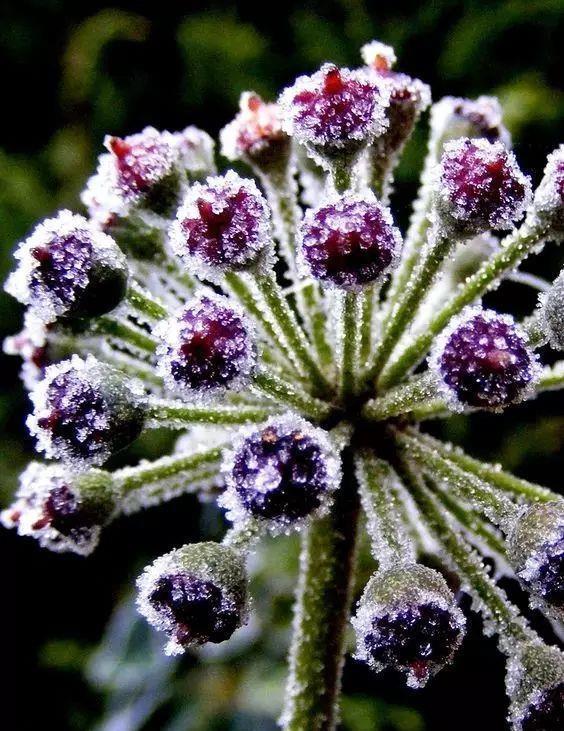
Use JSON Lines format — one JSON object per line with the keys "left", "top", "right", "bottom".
{"left": 3, "top": 40, "right": 564, "bottom": 730}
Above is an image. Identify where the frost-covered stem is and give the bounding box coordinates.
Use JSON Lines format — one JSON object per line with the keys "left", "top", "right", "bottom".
{"left": 359, "top": 285, "right": 380, "bottom": 367}
{"left": 281, "top": 458, "right": 360, "bottom": 731}
{"left": 414, "top": 431, "right": 560, "bottom": 504}
{"left": 367, "top": 231, "right": 454, "bottom": 385}
{"left": 115, "top": 447, "right": 223, "bottom": 496}
{"left": 379, "top": 220, "right": 547, "bottom": 388}
{"left": 103, "top": 349, "right": 162, "bottom": 385}
{"left": 253, "top": 270, "right": 333, "bottom": 398}
{"left": 340, "top": 291, "right": 361, "bottom": 399}
{"left": 330, "top": 161, "right": 353, "bottom": 194}
{"left": 126, "top": 279, "right": 168, "bottom": 320}
{"left": 369, "top": 153, "right": 390, "bottom": 202}
{"left": 302, "top": 283, "right": 334, "bottom": 368}
{"left": 362, "top": 372, "right": 437, "bottom": 421}
{"left": 91, "top": 316, "right": 158, "bottom": 354}
{"left": 537, "top": 359, "right": 564, "bottom": 391}
{"left": 398, "top": 430, "right": 518, "bottom": 529}
{"left": 355, "top": 451, "right": 414, "bottom": 567}
{"left": 222, "top": 519, "right": 263, "bottom": 554}
{"left": 399, "top": 459, "right": 533, "bottom": 644}
{"left": 145, "top": 399, "right": 275, "bottom": 429}
{"left": 252, "top": 367, "right": 334, "bottom": 421}
{"left": 505, "top": 270, "right": 551, "bottom": 292}
{"left": 521, "top": 311, "right": 548, "bottom": 349}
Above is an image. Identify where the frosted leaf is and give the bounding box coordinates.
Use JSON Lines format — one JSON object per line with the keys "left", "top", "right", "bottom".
{"left": 136, "top": 542, "right": 248, "bottom": 655}
{"left": 155, "top": 290, "right": 256, "bottom": 402}
{"left": 169, "top": 170, "right": 273, "bottom": 280}
{"left": 5, "top": 210, "right": 128, "bottom": 323}
{"left": 1, "top": 461, "right": 116, "bottom": 555}
{"left": 220, "top": 414, "right": 342, "bottom": 534}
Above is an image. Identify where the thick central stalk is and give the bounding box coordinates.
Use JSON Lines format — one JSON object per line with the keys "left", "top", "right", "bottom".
{"left": 281, "top": 456, "right": 360, "bottom": 731}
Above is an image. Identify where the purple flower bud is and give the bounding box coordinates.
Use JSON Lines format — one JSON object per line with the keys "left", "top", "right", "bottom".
{"left": 1, "top": 462, "right": 116, "bottom": 555}
{"left": 533, "top": 145, "right": 564, "bottom": 238}
{"left": 298, "top": 193, "right": 402, "bottom": 289}
{"left": 220, "top": 93, "right": 291, "bottom": 171}
{"left": 28, "top": 355, "right": 147, "bottom": 467}
{"left": 508, "top": 501, "right": 564, "bottom": 619}
{"left": 278, "top": 63, "right": 389, "bottom": 165}
{"left": 540, "top": 268, "right": 564, "bottom": 350}
{"left": 5, "top": 211, "right": 128, "bottom": 323}
{"left": 137, "top": 542, "right": 248, "bottom": 654}
{"left": 432, "top": 95, "right": 511, "bottom": 147}
{"left": 430, "top": 308, "right": 539, "bottom": 410}
{"left": 221, "top": 415, "right": 341, "bottom": 531}
{"left": 352, "top": 565, "right": 465, "bottom": 688}
{"left": 157, "top": 293, "right": 255, "bottom": 399}
{"left": 170, "top": 171, "right": 271, "bottom": 279}
{"left": 434, "top": 138, "right": 531, "bottom": 238}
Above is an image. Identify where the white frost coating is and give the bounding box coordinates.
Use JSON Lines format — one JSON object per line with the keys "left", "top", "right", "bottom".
{"left": 430, "top": 95, "right": 511, "bottom": 149}
{"left": 5, "top": 210, "right": 127, "bottom": 324}
{"left": 4, "top": 310, "right": 49, "bottom": 389}
{"left": 360, "top": 40, "right": 397, "bottom": 70}
{"left": 539, "top": 266, "right": 564, "bottom": 350}
{"left": 428, "top": 306, "right": 542, "bottom": 413}
{"left": 219, "top": 413, "right": 342, "bottom": 534}
{"left": 172, "top": 125, "right": 216, "bottom": 178}
{"left": 155, "top": 290, "right": 257, "bottom": 402}
{"left": 532, "top": 143, "right": 564, "bottom": 238}
{"left": 81, "top": 153, "right": 128, "bottom": 225}
{"left": 168, "top": 170, "right": 273, "bottom": 281}
{"left": 220, "top": 92, "right": 285, "bottom": 163}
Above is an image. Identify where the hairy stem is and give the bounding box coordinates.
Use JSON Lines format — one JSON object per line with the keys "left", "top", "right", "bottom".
{"left": 145, "top": 399, "right": 275, "bottom": 428}
{"left": 126, "top": 280, "right": 168, "bottom": 320}
{"left": 340, "top": 291, "right": 361, "bottom": 399}
{"left": 252, "top": 367, "right": 335, "bottom": 421}
{"left": 362, "top": 372, "right": 437, "bottom": 421}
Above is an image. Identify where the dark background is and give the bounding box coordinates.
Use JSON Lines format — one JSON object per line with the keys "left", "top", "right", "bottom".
{"left": 1, "top": 1, "right": 563, "bottom": 729}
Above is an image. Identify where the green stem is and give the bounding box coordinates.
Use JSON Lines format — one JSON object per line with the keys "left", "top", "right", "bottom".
{"left": 359, "top": 285, "right": 380, "bottom": 368}
{"left": 379, "top": 221, "right": 547, "bottom": 388}
{"left": 362, "top": 373, "right": 437, "bottom": 421}
{"left": 301, "top": 282, "right": 334, "bottom": 368}
{"left": 146, "top": 400, "right": 275, "bottom": 428}
{"left": 330, "top": 161, "right": 353, "bottom": 194}
{"left": 281, "top": 458, "right": 360, "bottom": 731}
{"left": 126, "top": 280, "right": 168, "bottom": 320}
{"left": 252, "top": 367, "right": 335, "bottom": 421}
{"left": 340, "top": 291, "right": 361, "bottom": 399}
{"left": 92, "top": 316, "right": 158, "bottom": 354}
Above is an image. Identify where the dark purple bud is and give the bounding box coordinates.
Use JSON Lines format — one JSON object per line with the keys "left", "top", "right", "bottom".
{"left": 298, "top": 193, "right": 401, "bottom": 289}
{"left": 508, "top": 501, "right": 564, "bottom": 619}
{"left": 170, "top": 171, "right": 271, "bottom": 278}
{"left": 157, "top": 293, "right": 255, "bottom": 399}
{"left": 430, "top": 308, "right": 539, "bottom": 410}
{"left": 1, "top": 462, "right": 116, "bottom": 555}
{"left": 137, "top": 542, "right": 248, "bottom": 654}
{"left": 5, "top": 211, "right": 128, "bottom": 323}
{"left": 353, "top": 565, "right": 465, "bottom": 688}
{"left": 435, "top": 138, "right": 531, "bottom": 238}
{"left": 29, "top": 355, "right": 147, "bottom": 467}
{"left": 221, "top": 416, "right": 341, "bottom": 531}
{"left": 533, "top": 145, "right": 564, "bottom": 238}
{"left": 278, "top": 63, "right": 389, "bottom": 164}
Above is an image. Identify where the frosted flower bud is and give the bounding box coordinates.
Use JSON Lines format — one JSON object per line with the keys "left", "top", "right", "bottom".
{"left": 507, "top": 501, "right": 564, "bottom": 619}
{"left": 170, "top": 171, "right": 271, "bottom": 279}
{"left": 104, "top": 127, "right": 182, "bottom": 214}
{"left": 28, "top": 355, "right": 147, "bottom": 467}
{"left": 360, "top": 40, "right": 397, "bottom": 72}
{"left": 506, "top": 640, "right": 564, "bottom": 731}
{"left": 172, "top": 125, "right": 216, "bottom": 181}
{"left": 297, "top": 192, "right": 402, "bottom": 289}
{"left": 1, "top": 462, "right": 116, "bottom": 555}
{"left": 156, "top": 292, "right": 255, "bottom": 400}
{"left": 5, "top": 211, "right": 128, "bottom": 323}
{"left": 434, "top": 138, "right": 532, "bottom": 239}
{"left": 4, "top": 312, "right": 63, "bottom": 390}
{"left": 278, "top": 63, "right": 389, "bottom": 166}
{"left": 539, "top": 267, "right": 564, "bottom": 350}
{"left": 352, "top": 565, "right": 465, "bottom": 688}
{"left": 431, "top": 95, "right": 511, "bottom": 148}
{"left": 532, "top": 145, "right": 564, "bottom": 238}
{"left": 220, "top": 415, "right": 341, "bottom": 532}
{"left": 136, "top": 542, "right": 248, "bottom": 654}
{"left": 430, "top": 308, "right": 540, "bottom": 411}
{"left": 220, "top": 92, "right": 291, "bottom": 171}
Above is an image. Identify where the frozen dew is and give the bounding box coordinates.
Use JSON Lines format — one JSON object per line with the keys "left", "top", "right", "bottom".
{"left": 156, "top": 291, "right": 256, "bottom": 401}
{"left": 220, "top": 414, "right": 341, "bottom": 533}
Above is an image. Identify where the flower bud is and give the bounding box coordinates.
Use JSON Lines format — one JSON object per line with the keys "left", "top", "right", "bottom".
{"left": 170, "top": 171, "right": 271, "bottom": 279}
{"left": 1, "top": 462, "right": 116, "bottom": 555}
{"left": 278, "top": 63, "right": 389, "bottom": 168}
{"left": 104, "top": 127, "right": 182, "bottom": 214}
{"left": 156, "top": 292, "right": 255, "bottom": 400}
{"left": 352, "top": 565, "right": 465, "bottom": 688}
{"left": 220, "top": 92, "right": 291, "bottom": 173}
{"left": 434, "top": 138, "right": 531, "bottom": 239}
{"left": 430, "top": 308, "right": 540, "bottom": 411}
{"left": 431, "top": 95, "right": 511, "bottom": 148}
{"left": 5, "top": 211, "right": 128, "bottom": 323}
{"left": 297, "top": 192, "right": 401, "bottom": 289}
{"left": 507, "top": 501, "right": 564, "bottom": 619}
{"left": 136, "top": 542, "right": 248, "bottom": 654}
{"left": 506, "top": 640, "right": 564, "bottom": 731}
{"left": 220, "top": 415, "right": 341, "bottom": 532}
{"left": 532, "top": 145, "right": 564, "bottom": 238}
{"left": 28, "top": 355, "right": 147, "bottom": 467}
{"left": 539, "top": 267, "right": 564, "bottom": 350}
{"left": 172, "top": 125, "right": 216, "bottom": 182}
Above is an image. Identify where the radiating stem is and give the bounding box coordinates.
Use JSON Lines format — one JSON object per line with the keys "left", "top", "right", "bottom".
{"left": 145, "top": 399, "right": 275, "bottom": 428}
{"left": 281, "top": 457, "right": 360, "bottom": 731}
{"left": 362, "top": 372, "right": 437, "bottom": 421}
{"left": 359, "top": 285, "right": 380, "bottom": 368}
{"left": 340, "top": 291, "right": 361, "bottom": 399}
{"left": 126, "top": 280, "right": 168, "bottom": 320}
{"left": 252, "top": 367, "right": 335, "bottom": 421}
{"left": 379, "top": 220, "right": 547, "bottom": 388}
{"left": 91, "top": 316, "right": 158, "bottom": 354}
